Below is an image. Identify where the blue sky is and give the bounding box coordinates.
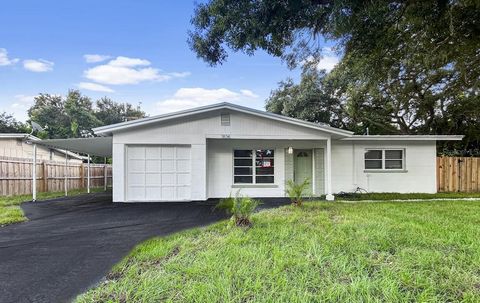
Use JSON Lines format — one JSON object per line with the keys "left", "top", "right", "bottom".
{"left": 0, "top": 0, "right": 338, "bottom": 122}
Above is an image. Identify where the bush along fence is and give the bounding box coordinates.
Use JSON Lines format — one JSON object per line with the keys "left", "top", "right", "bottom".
{"left": 0, "top": 155, "right": 112, "bottom": 196}
{"left": 437, "top": 157, "right": 480, "bottom": 192}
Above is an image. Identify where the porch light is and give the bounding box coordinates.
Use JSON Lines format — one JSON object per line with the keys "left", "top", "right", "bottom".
{"left": 287, "top": 146, "right": 293, "bottom": 154}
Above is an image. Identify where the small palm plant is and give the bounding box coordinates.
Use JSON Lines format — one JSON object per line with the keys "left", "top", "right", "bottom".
{"left": 216, "top": 191, "right": 260, "bottom": 227}
{"left": 285, "top": 178, "right": 310, "bottom": 206}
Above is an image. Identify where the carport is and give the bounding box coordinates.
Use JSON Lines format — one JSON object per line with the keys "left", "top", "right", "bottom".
{"left": 28, "top": 136, "right": 113, "bottom": 201}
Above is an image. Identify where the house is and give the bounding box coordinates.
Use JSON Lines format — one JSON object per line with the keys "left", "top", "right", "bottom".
{"left": 92, "top": 102, "right": 462, "bottom": 202}
{"left": 0, "top": 133, "right": 85, "bottom": 163}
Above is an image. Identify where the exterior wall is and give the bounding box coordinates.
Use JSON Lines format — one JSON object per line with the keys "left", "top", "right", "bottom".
{"left": 0, "top": 138, "right": 82, "bottom": 163}
{"left": 110, "top": 107, "right": 439, "bottom": 201}
{"left": 207, "top": 139, "right": 326, "bottom": 198}
{"left": 331, "top": 140, "right": 437, "bottom": 193}
{"left": 111, "top": 109, "right": 333, "bottom": 202}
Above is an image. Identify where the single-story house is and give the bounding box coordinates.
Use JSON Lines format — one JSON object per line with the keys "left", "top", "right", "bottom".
{"left": 0, "top": 133, "right": 85, "bottom": 163}
{"left": 91, "top": 102, "right": 462, "bottom": 202}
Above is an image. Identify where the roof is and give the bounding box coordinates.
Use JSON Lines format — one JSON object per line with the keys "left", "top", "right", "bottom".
{"left": 341, "top": 135, "right": 464, "bottom": 141}
{"left": 0, "top": 133, "right": 88, "bottom": 160}
{"left": 36, "top": 137, "right": 113, "bottom": 157}
{"left": 93, "top": 102, "right": 355, "bottom": 137}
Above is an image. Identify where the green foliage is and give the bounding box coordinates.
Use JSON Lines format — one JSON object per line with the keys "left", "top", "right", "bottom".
{"left": 217, "top": 191, "right": 260, "bottom": 226}
{"left": 191, "top": 0, "right": 480, "bottom": 153}
{"left": 26, "top": 90, "right": 146, "bottom": 141}
{"left": 77, "top": 200, "right": 480, "bottom": 302}
{"left": 0, "top": 112, "right": 29, "bottom": 133}
{"left": 336, "top": 192, "right": 480, "bottom": 201}
{"left": 285, "top": 178, "right": 311, "bottom": 206}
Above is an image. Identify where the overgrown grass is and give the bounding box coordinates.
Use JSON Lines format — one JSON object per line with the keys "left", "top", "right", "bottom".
{"left": 77, "top": 200, "right": 480, "bottom": 302}
{"left": 336, "top": 192, "right": 480, "bottom": 201}
{"left": 0, "top": 188, "right": 105, "bottom": 226}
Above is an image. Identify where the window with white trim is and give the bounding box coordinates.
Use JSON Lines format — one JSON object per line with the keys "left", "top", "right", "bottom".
{"left": 233, "top": 149, "right": 274, "bottom": 184}
{"left": 365, "top": 149, "right": 404, "bottom": 170}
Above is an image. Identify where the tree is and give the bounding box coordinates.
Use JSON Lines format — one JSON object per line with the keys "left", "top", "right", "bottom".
{"left": 191, "top": 0, "right": 480, "bottom": 153}
{"left": 95, "top": 97, "right": 146, "bottom": 125}
{"left": 27, "top": 90, "right": 147, "bottom": 139}
{"left": 0, "top": 112, "right": 28, "bottom": 133}
{"left": 189, "top": 1, "right": 479, "bottom": 76}
{"left": 64, "top": 90, "right": 102, "bottom": 137}
{"left": 266, "top": 62, "right": 350, "bottom": 129}
{"left": 28, "top": 93, "right": 71, "bottom": 139}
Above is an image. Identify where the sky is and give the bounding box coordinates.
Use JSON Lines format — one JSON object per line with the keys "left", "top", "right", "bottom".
{"left": 0, "top": 0, "right": 339, "bottom": 122}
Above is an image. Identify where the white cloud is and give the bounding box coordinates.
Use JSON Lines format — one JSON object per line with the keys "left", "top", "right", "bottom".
{"left": 317, "top": 55, "right": 339, "bottom": 72}
{"left": 83, "top": 56, "right": 188, "bottom": 85}
{"left": 77, "top": 82, "right": 114, "bottom": 93}
{"left": 84, "top": 54, "right": 111, "bottom": 63}
{"left": 240, "top": 89, "right": 259, "bottom": 98}
{"left": 9, "top": 94, "right": 37, "bottom": 122}
{"left": 108, "top": 56, "right": 150, "bottom": 67}
{"left": 156, "top": 87, "right": 258, "bottom": 114}
{"left": 23, "top": 59, "right": 54, "bottom": 72}
{"left": 0, "top": 48, "right": 19, "bottom": 66}
{"left": 168, "top": 71, "right": 191, "bottom": 78}
{"left": 302, "top": 47, "right": 341, "bottom": 72}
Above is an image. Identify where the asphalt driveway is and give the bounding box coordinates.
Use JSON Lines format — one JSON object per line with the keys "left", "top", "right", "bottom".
{"left": 0, "top": 192, "right": 230, "bottom": 303}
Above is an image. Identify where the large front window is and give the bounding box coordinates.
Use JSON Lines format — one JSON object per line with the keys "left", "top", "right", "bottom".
{"left": 234, "top": 149, "right": 274, "bottom": 184}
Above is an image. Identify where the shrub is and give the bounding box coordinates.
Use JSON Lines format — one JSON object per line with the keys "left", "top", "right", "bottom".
{"left": 285, "top": 179, "right": 310, "bottom": 206}
{"left": 216, "top": 191, "right": 260, "bottom": 227}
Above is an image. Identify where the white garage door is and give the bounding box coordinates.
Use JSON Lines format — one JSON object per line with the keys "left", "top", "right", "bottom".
{"left": 126, "top": 145, "right": 191, "bottom": 201}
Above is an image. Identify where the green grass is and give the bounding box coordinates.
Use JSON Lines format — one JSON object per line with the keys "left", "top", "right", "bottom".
{"left": 0, "top": 188, "right": 106, "bottom": 226}
{"left": 335, "top": 192, "right": 480, "bottom": 201}
{"left": 77, "top": 200, "right": 480, "bottom": 302}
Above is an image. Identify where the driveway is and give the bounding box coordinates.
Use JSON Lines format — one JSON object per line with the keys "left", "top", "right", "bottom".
{"left": 0, "top": 192, "right": 229, "bottom": 303}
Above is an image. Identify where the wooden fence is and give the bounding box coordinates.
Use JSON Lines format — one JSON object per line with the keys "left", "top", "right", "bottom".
{"left": 437, "top": 157, "right": 480, "bottom": 192}
{"left": 0, "top": 155, "right": 112, "bottom": 196}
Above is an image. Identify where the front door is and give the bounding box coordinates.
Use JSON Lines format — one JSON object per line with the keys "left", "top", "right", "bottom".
{"left": 294, "top": 149, "right": 313, "bottom": 194}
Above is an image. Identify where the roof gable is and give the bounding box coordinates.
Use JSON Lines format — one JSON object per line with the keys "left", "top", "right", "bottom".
{"left": 93, "top": 102, "right": 354, "bottom": 137}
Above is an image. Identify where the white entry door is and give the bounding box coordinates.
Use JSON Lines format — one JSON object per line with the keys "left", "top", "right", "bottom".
{"left": 126, "top": 145, "right": 191, "bottom": 201}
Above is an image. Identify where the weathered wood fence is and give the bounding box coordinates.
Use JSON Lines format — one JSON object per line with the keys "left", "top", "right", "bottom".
{"left": 0, "top": 156, "right": 112, "bottom": 196}
{"left": 437, "top": 157, "right": 480, "bottom": 192}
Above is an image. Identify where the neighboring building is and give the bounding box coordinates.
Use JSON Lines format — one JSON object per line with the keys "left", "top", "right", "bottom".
{"left": 91, "top": 103, "right": 462, "bottom": 202}
{"left": 0, "top": 133, "right": 86, "bottom": 163}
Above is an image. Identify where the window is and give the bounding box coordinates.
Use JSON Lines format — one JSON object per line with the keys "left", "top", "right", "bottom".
{"left": 234, "top": 149, "right": 274, "bottom": 184}
{"left": 365, "top": 149, "right": 404, "bottom": 170}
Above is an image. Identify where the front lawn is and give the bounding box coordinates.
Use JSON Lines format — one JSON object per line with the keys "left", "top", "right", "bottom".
{"left": 336, "top": 192, "right": 480, "bottom": 201}
{"left": 77, "top": 200, "right": 480, "bottom": 302}
{"left": 0, "top": 188, "right": 105, "bottom": 226}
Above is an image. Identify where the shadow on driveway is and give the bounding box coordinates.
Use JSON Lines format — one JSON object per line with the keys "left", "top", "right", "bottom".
{"left": 0, "top": 192, "right": 231, "bottom": 303}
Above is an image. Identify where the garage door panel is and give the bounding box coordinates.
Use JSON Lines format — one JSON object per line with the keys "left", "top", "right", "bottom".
{"left": 161, "top": 147, "right": 175, "bottom": 159}
{"left": 177, "top": 173, "right": 190, "bottom": 185}
{"left": 176, "top": 160, "right": 190, "bottom": 172}
{"left": 145, "top": 160, "right": 160, "bottom": 172}
{"left": 145, "top": 173, "right": 161, "bottom": 186}
{"left": 176, "top": 147, "right": 190, "bottom": 159}
{"left": 128, "top": 173, "right": 145, "bottom": 185}
{"left": 129, "top": 159, "right": 145, "bottom": 172}
{"left": 161, "top": 187, "right": 175, "bottom": 200}
{"left": 161, "top": 173, "right": 175, "bottom": 185}
{"left": 161, "top": 160, "right": 175, "bottom": 171}
{"left": 127, "top": 145, "right": 191, "bottom": 201}
{"left": 128, "top": 187, "right": 145, "bottom": 200}
{"left": 128, "top": 147, "right": 145, "bottom": 159}
{"left": 145, "top": 147, "right": 161, "bottom": 159}
{"left": 145, "top": 187, "right": 161, "bottom": 200}
{"left": 176, "top": 187, "right": 190, "bottom": 200}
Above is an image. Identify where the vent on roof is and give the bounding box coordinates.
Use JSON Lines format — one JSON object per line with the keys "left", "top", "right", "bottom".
{"left": 220, "top": 113, "right": 230, "bottom": 126}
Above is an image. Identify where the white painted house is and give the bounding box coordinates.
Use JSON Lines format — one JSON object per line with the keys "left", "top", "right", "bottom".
{"left": 92, "top": 103, "right": 462, "bottom": 202}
